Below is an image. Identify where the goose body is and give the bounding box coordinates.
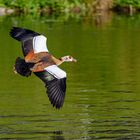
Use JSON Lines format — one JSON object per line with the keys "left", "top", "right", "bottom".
{"left": 10, "top": 27, "right": 76, "bottom": 109}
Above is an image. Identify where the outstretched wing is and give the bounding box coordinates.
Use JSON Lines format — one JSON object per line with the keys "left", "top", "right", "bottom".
{"left": 10, "top": 27, "right": 40, "bottom": 42}
{"left": 10, "top": 27, "right": 41, "bottom": 56}
{"left": 34, "top": 66, "right": 67, "bottom": 109}
{"left": 10, "top": 27, "right": 48, "bottom": 56}
{"left": 47, "top": 78, "right": 66, "bottom": 109}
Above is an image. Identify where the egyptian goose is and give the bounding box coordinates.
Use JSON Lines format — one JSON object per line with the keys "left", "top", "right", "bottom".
{"left": 10, "top": 27, "right": 77, "bottom": 109}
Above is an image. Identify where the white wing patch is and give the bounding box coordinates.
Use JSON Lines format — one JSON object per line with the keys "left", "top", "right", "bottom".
{"left": 33, "top": 35, "right": 49, "bottom": 53}
{"left": 44, "top": 65, "right": 67, "bottom": 79}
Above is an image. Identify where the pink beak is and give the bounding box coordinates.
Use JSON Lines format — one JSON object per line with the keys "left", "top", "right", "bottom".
{"left": 72, "top": 58, "right": 77, "bottom": 62}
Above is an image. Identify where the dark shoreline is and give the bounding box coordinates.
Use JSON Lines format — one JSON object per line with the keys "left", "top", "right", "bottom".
{"left": 0, "top": 5, "right": 140, "bottom": 16}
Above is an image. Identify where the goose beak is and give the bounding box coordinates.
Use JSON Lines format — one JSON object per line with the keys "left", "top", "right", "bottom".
{"left": 72, "top": 58, "right": 77, "bottom": 62}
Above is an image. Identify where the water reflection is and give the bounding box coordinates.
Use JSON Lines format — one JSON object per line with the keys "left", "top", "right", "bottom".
{"left": 94, "top": 11, "right": 113, "bottom": 27}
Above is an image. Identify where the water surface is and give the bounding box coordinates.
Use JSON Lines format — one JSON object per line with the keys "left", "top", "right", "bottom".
{"left": 0, "top": 14, "right": 140, "bottom": 139}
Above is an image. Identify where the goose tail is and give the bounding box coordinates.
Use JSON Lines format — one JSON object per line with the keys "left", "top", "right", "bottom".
{"left": 14, "top": 57, "right": 32, "bottom": 77}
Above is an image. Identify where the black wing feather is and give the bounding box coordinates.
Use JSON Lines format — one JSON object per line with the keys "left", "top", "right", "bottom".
{"left": 10, "top": 27, "right": 40, "bottom": 42}
{"left": 34, "top": 71, "right": 66, "bottom": 109}
{"left": 10, "top": 27, "right": 41, "bottom": 56}
{"left": 47, "top": 78, "right": 66, "bottom": 109}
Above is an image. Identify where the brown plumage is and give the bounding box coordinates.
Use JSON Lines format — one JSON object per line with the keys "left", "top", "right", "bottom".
{"left": 25, "top": 51, "right": 56, "bottom": 72}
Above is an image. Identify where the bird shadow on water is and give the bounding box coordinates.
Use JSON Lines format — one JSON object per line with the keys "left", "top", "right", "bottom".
{"left": 0, "top": 114, "right": 65, "bottom": 140}
{"left": 51, "top": 134, "right": 65, "bottom": 140}
{"left": 0, "top": 126, "right": 65, "bottom": 140}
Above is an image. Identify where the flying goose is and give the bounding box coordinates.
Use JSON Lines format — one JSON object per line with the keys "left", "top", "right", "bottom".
{"left": 10, "top": 27, "right": 77, "bottom": 109}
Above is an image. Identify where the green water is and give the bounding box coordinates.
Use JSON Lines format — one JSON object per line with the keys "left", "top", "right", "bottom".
{"left": 0, "top": 14, "right": 140, "bottom": 139}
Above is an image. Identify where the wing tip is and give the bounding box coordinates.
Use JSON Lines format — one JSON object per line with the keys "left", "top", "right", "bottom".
{"left": 46, "top": 78, "right": 66, "bottom": 109}
{"left": 9, "top": 27, "right": 40, "bottom": 41}
{"left": 48, "top": 91, "right": 65, "bottom": 109}
{"left": 9, "top": 26, "right": 23, "bottom": 41}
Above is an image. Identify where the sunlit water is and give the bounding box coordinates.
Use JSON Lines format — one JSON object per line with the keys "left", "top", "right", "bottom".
{"left": 0, "top": 13, "right": 140, "bottom": 139}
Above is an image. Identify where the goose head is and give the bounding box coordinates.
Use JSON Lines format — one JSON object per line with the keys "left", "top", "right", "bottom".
{"left": 61, "top": 55, "right": 77, "bottom": 62}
